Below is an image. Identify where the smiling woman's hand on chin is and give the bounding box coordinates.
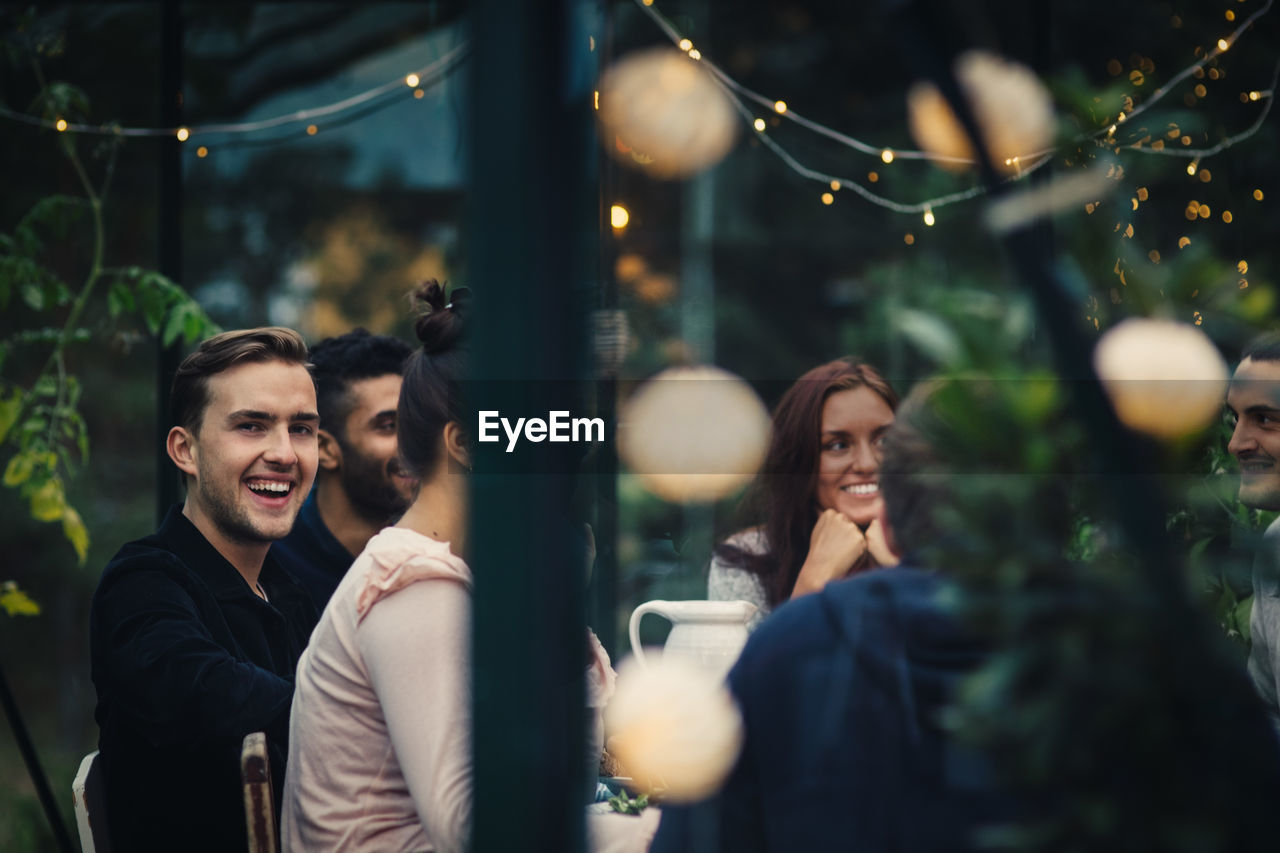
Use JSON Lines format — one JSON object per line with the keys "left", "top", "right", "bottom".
{"left": 791, "top": 509, "right": 868, "bottom": 599}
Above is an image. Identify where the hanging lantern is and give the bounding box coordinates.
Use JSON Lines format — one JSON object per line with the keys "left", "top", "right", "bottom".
{"left": 618, "top": 365, "right": 770, "bottom": 503}
{"left": 597, "top": 47, "right": 739, "bottom": 179}
{"left": 1093, "top": 318, "right": 1228, "bottom": 440}
{"left": 604, "top": 656, "right": 744, "bottom": 801}
{"left": 908, "top": 51, "right": 1055, "bottom": 175}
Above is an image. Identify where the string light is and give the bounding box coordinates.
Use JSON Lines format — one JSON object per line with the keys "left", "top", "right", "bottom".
{"left": 678, "top": 38, "right": 692, "bottom": 51}
{"left": 1255, "top": 189, "right": 1265, "bottom": 200}
{"left": 1218, "top": 38, "right": 1231, "bottom": 51}
{"left": 196, "top": 145, "right": 208, "bottom": 158}
{"left": 821, "top": 192, "right": 834, "bottom": 205}
{"left": 306, "top": 124, "right": 318, "bottom": 136}
{"left": 175, "top": 127, "right": 189, "bottom": 142}
{"left": 923, "top": 207, "right": 936, "bottom": 226}
{"left": 629, "top": 0, "right": 1274, "bottom": 217}
{"left": 753, "top": 118, "right": 766, "bottom": 132}
{"left": 830, "top": 180, "right": 841, "bottom": 191}
{"left": 405, "top": 73, "right": 420, "bottom": 87}
{"left": 611, "top": 204, "right": 630, "bottom": 229}
{"left": 55, "top": 118, "right": 67, "bottom": 132}
{"left": 0, "top": 42, "right": 470, "bottom": 141}
{"left": 688, "top": 49, "right": 702, "bottom": 61}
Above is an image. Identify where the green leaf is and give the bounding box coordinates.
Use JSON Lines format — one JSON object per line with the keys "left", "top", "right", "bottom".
{"left": 34, "top": 82, "right": 90, "bottom": 122}
{"left": 61, "top": 506, "right": 89, "bottom": 565}
{"left": 0, "top": 582, "right": 40, "bottom": 617}
{"left": 137, "top": 277, "right": 168, "bottom": 334}
{"left": 0, "top": 388, "right": 22, "bottom": 445}
{"left": 20, "top": 280, "right": 45, "bottom": 311}
{"left": 162, "top": 301, "right": 188, "bottom": 347}
{"left": 29, "top": 476, "right": 65, "bottom": 521}
{"left": 895, "top": 309, "right": 963, "bottom": 366}
{"left": 107, "top": 278, "right": 134, "bottom": 317}
{"left": 3, "top": 450, "right": 36, "bottom": 486}
{"left": 17, "top": 195, "right": 89, "bottom": 245}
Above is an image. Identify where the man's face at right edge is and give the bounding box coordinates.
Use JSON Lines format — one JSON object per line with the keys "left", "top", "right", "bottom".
{"left": 1227, "top": 356, "right": 1280, "bottom": 510}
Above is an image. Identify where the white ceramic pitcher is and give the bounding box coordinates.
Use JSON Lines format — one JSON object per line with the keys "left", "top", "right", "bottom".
{"left": 628, "top": 599, "right": 757, "bottom": 681}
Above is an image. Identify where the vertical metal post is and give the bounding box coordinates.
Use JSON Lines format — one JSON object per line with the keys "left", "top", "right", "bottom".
{"left": 156, "top": 0, "right": 183, "bottom": 523}
{"left": 468, "top": 0, "right": 595, "bottom": 850}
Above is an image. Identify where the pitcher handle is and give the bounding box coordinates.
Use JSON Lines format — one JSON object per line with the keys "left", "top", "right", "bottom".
{"left": 628, "top": 600, "right": 670, "bottom": 667}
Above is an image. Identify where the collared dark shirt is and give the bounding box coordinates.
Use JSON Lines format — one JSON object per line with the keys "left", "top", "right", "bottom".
{"left": 90, "top": 505, "right": 318, "bottom": 853}
{"left": 271, "top": 489, "right": 355, "bottom": 612}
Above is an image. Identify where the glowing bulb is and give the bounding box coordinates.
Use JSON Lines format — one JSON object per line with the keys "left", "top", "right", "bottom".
{"left": 923, "top": 208, "right": 936, "bottom": 226}
{"left": 413, "top": 88, "right": 425, "bottom": 99}
{"left": 196, "top": 146, "right": 208, "bottom": 158}
{"left": 688, "top": 49, "right": 702, "bottom": 61}
{"left": 406, "top": 73, "right": 420, "bottom": 87}
{"left": 1187, "top": 163, "right": 1196, "bottom": 176}
{"left": 55, "top": 118, "right": 68, "bottom": 132}
{"left": 1217, "top": 38, "right": 1230, "bottom": 51}
{"left": 176, "top": 127, "right": 189, "bottom": 142}
{"left": 753, "top": 118, "right": 766, "bottom": 132}
{"left": 904, "top": 233, "right": 915, "bottom": 245}
{"left": 1254, "top": 189, "right": 1265, "bottom": 200}
{"left": 678, "top": 39, "right": 693, "bottom": 52}
{"left": 306, "top": 124, "right": 318, "bottom": 136}
{"left": 1249, "top": 90, "right": 1261, "bottom": 101}
{"left": 881, "top": 148, "right": 895, "bottom": 164}
{"left": 593, "top": 90, "right": 599, "bottom": 110}
{"left": 829, "top": 180, "right": 840, "bottom": 191}
{"left": 611, "top": 204, "right": 630, "bottom": 229}
{"left": 821, "top": 192, "right": 834, "bottom": 206}
{"left": 774, "top": 100, "right": 787, "bottom": 114}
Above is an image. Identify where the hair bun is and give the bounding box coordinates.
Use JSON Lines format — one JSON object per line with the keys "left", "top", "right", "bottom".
{"left": 411, "top": 280, "right": 469, "bottom": 355}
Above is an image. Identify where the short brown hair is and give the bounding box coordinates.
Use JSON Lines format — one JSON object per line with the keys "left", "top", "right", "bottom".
{"left": 171, "top": 327, "right": 310, "bottom": 433}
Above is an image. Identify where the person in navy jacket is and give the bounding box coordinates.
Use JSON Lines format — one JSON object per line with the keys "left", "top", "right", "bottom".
{"left": 90, "top": 327, "right": 320, "bottom": 852}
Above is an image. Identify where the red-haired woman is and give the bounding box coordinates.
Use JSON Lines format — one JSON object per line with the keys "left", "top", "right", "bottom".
{"left": 709, "top": 358, "right": 899, "bottom": 629}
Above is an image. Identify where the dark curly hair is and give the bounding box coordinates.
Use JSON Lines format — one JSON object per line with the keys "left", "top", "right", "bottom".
{"left": 308, "top": 329, "right": 412, "bottom": 442}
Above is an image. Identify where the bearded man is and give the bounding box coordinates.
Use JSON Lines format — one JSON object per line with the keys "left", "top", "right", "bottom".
{"left": 271, "top": 328, "right": 414, "bottom": 609}
{"left": 90, "top": 327, "right": 321, "bottom": 852}
{"left": 1227, "top": 331, "right": 1280, "bottom": 732}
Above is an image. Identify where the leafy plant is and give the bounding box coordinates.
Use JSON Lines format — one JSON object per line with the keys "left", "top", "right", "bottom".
{"left": 606, "top": 790, "right": 649, "bottom": 815}
{"left": 1, "top": 45, "right": 220, "bottom": 567}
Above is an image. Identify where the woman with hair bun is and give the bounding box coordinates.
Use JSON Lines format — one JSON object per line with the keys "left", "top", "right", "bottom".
{"left": 709, "top": 358, "right": 899, "bottom": 630}
{"left": 283, "top": 282, "right": 652, "bottom": 852}
{"left": 282, "top": 280, "right": 475, "bottom": 851}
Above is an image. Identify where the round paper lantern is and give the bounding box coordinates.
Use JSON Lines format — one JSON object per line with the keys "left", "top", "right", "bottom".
{"left": 1093, "top": 318, "right": 1228, "bottom": 440}
{"left": 618, "top": 365, "right": 770, "bottom": 503}
{"left": 604, "top": 656, "right": 744, "bottom": 802}
{"left": 908, "top": 51, "right": 1055, "bottom": 175}
{"left": 597, "top": 47, "right": 739, "bottom": 179}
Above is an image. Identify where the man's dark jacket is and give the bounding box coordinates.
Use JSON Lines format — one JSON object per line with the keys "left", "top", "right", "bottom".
{"left": 90, "top": 506, "right": 318, "bottom": 852}
{"left": 270, "top": 489, "right": 354, "bottom": 612}
{"left": 652, "top": 566, "right": 1014, "bottom": 852}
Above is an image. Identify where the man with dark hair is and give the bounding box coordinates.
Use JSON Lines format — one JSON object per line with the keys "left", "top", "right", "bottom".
{"left": 271, "top": 328, "right": 414, "bottom": 609}
{"left": 1227, "top": 331, "right": 1280, "bottom": 730}
{"left": 90, "top": 327, "right": 320, "bottom": 852}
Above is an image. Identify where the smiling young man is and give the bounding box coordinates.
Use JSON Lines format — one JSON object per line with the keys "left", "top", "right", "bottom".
{"left": 271, "top": 329, "right": 414, "bottom": 609}
{"left": 1227, "top": 331, "right": 1280, "bottom": 732}
{"left": 89, "top": 328, "right": 320, "bottom": 853}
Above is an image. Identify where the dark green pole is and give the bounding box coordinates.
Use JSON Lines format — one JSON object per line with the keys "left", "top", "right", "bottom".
{"left": 468, "top": 1, "right": 596, "bottom": 850}
{"left": 156, "top": 0, "right": 183, "bottom": 523}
